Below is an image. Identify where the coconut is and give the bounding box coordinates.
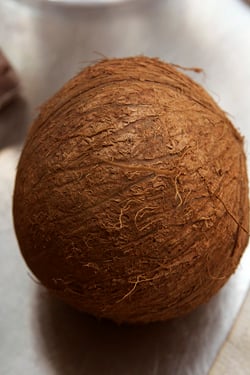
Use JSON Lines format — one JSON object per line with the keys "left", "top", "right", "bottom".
{"left": 13, "top": 56, "right": 249, "bottom": 324}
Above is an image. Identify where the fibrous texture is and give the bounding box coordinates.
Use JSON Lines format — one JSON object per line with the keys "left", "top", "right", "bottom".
{"left": 13, "top": 56, "right": 249, "bottom": 323}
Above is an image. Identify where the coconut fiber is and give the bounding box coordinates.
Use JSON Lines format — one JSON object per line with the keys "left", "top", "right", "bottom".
{"left": 13, "top": 56, "right": 249, "bottom": 324}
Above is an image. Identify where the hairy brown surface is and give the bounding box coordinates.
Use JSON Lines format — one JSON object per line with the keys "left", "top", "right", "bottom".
{"left": 13, "top": 56, "right": 249, "bottom": 324}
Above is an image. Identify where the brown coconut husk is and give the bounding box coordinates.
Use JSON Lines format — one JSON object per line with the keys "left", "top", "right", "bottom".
{"left": 13, "top": 56, "right": 249, "bottom": 324}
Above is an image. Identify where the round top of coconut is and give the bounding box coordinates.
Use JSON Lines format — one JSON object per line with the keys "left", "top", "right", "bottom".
{"left": 13, "top": 56, "right": 249, "bottom": 324}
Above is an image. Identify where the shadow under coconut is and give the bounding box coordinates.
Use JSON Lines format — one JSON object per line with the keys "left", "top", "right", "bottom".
{"left": 0, "top": 96, "right": 29, "bottom": 150}
{"left": 34, "top": 285, "right": 231, "bottom": 375}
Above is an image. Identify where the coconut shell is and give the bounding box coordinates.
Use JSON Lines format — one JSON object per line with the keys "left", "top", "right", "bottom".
{"left": 13, "top": 56, "right": 249, "bottom": 324}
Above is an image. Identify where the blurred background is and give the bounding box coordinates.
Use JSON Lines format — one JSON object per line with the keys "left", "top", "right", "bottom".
{"left": 0, "top": 0, "right": 250, "bottom": 374}
{"left": 0, "top": 0, "right": 249, "bottom": 130}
